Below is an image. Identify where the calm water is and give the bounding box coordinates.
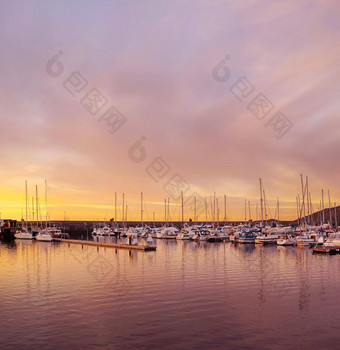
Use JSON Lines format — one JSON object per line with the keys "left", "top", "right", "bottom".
{"left": 1, "top": 238, "right": 340, "bottom": 349}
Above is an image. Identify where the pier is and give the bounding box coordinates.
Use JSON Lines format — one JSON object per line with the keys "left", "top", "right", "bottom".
{"left": 55, "top": 239, "right": 157, "bottom": 251}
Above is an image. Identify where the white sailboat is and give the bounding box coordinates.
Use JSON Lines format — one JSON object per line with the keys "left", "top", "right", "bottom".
{"left": 15, "top": 181, "right": 33, "bottom": 240}
{"left": 35, "top": 181, "right": 53, "bottom": 242}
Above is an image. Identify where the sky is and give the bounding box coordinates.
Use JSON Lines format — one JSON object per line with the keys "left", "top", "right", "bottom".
{"left": 0, "top": 0, "right": 339, "bottom": 221}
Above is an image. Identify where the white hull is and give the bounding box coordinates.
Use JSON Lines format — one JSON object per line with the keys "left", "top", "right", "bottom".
{"left": 277, "top": 238, "right": 296, "bottom": 246}
{"left": 297, "top": 238, "right": 315, "bottom": 246}
{"left": 35, "top": 233, "right": 53, "bottom": 242}
{"left": 14, "top": 232, "right": 33, "bottom": 240}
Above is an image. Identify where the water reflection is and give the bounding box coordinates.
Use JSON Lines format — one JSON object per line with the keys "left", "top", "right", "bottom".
{"left": 1, "top": 240, "right": 340, "bottom": 349}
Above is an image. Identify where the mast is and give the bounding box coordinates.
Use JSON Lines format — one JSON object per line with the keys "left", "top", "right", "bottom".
{"left": 244, "top": 198, "right": 247, "bottom": 222}
{"left": 141, "top": 192, "right": 143, "bottom": 227}
{"left": 248, "top": 201, "right": 251, "bottom": 222}
{"left": 35, "top": 185, "right": 39, "bottom": 227}
{"left": 277, "top": 197, "right": 280, "bottom": 222}
{"left": 167, "top": 198, "right": 170, "bottom": 224}
{"left": 213, "top": 192, "right": 216, "bottom": 225}
{"left": 328, "top": 190, "right": 332, "bottom": 226}
{"left": 335, "top": 202, "right": 338, "bottom": 229}
{"left": 164, "top": 198, "right": 167, "bottom": 224}
{"left": 181, "top": 191, "right": 184, "bottom": 226}
{"left": 45, "top": 179, "right": 48, "bottom": 228}
{"left": 194, "top": 196, "right": 196, "bottom": 223}
{"left": 216, "top": 198, "right": 219, "bottom": 225}
{"left": 205, "top": 198, "right": 207, "bottom": 224}
{"left": 306, "top": 176, "right": 310, "bottom": 225}
{"left": 296, "top": 196, "right": 300, "bottom": 227}
{"left": 25, "top": 180, "right": 28, "bottom": 223}
{"left": 259, "top": 178, "right": 264, "bottom": 227}
{"left": 224, "top": 194, "right": 227, "bottom": 225}
{"left": 263, "top": 190, "right": 267, "bottom": 225}
{"left": 322, "top": 189, "right": 325, "bottom": 223}
{"left": 122, "top": 193, "right": 125, "bottom": 228}
{"left": 300, "top": 174, "right": 307, "bottom": 229}
{"left": 114, "top": 192, "right": 117, "bottom": 227}
{"left": 32, "top": 197, "right": 35, "bottom": 224}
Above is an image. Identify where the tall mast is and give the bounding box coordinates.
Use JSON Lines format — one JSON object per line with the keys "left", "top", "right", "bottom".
{"left": 45, "top": 179, "right": 48, "bottom": 228}
{"left": 32, "top": 197, "right": 35, "bottom": 224}
{"left": 216, "top": 198, "right": 219, "bottom": 225}
{"left": 167, "top": 198, "right": 170, "bottom": 224}
{"left": 181, "top": 191, "right": 184, "bottom": 225}
{"left": 259, "top": 178, "right": 264, "bottom": 227}
{"left": 322, "top": 189, "right": 325, "bottom": 223}
{"left": 328, "top": 190, "right": 332, "bottom": 226}
{"left": 244, "top": 198, "right": 247, "bottom": 222}
{"left": 334, "top": 202, "right": 338, "bottom": 229}
{"left": 277, "top": 197, "right": 280, "bottom": 222}
{"left": 141, "top": 192, "right": 143, "bottom": 227}
{"left": 248, "top": 201, "right": 251, "bottom": 222}
{"left": 205, "top": 198, "right": 208, "bottom": 224}
{"left": 25, "top": 180, "right": 28, "bottom": 223}
{"left": 306, "top": 176, "right": 310, "bottom": 224}
{"left": 213, "top": 192, "right": 216, "bottom": 225}
{"left": 194, "top": 196, "right": 196, "bottom": 223}
{"left": 224, "top": 194, "right": 227, "bottom": 225}
{"left": 300, "top": 174, "right": 307, "bottom": 228}
{"left": 122, "top": 193, "right": 125, "bottom": 228}
{"left": 35, "top": 185, "right": 39, "bottom": 227}
{"left": 296, "top": 196, "right": 300, "bottom": 226}
{"left": 164, "top": 198, "right": 167, "bottom": 224}
{"left": 114, "top": 192, "right": 117, "bottom": 227}
{"left": 263, "top": 190, "right": 267, "bottom": 224}
{"left": 309, "top": 193, "right": 313, "bottom": 226}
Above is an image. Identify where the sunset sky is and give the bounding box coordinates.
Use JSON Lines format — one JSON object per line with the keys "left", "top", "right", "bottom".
{"left": 1, "top": 0, "right": 339, "bottom": 221}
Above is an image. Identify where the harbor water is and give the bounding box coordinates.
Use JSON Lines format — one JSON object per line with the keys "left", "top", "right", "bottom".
{"left": 1, "top": 239, "right": 340, "bottom": 349}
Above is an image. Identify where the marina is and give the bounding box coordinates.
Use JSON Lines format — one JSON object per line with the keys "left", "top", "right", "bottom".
{"left": 1, "top": 1, "right": 339, "bottom": 348}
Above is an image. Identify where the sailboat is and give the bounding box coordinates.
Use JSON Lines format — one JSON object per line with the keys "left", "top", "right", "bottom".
{"left": 35, "top": 181, "right": 53, "bottom": 242}
{"left": 15, "top": 181, "right": 33, "bottom": 240}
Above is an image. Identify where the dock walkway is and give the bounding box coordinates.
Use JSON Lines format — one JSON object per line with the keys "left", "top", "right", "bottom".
{"left": 55, "top": 239, "right": 156, "bottom": 251}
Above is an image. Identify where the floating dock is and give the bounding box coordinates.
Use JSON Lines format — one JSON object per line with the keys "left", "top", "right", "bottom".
{"left": 55, "top": 239, "right": 156, "bottom": 251}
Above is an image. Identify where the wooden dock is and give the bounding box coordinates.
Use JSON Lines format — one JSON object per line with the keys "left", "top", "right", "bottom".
{"left": 55, "top": 239, "right": 156, "bottom": 251}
